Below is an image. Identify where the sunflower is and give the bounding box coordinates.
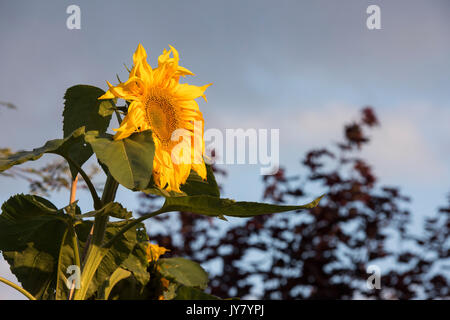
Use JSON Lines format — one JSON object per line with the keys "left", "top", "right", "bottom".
{"left": 99, "top": 44, "right": 211, "bottom": 192}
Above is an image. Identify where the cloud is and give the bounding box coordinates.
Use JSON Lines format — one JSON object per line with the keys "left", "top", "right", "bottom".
{"left": 363, "top": 109, "right": 448, "bottom": 184}
{"left": 287, "top": 102, "right": 450, "bottom": 185}
{"left": 204, "top": 99, "right": 450, "bottom": 188}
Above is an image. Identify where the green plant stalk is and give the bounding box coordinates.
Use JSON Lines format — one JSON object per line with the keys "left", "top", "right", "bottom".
{"left": 67, "top": 223, "right": 81, "bottom": 300}
{"left": 92, "top": 172, "right": 119, "bottom": 248}
{"left": 102, "top": 207, "right": 167, "bottom": 249}
{"left": 72, "top": 246, "right": 107, "bottom": 300}
{"left": 0, "top": 277, "right": 36, "bottom": 300}
{"left": 55, "top": 229, "right": 69, "bottom": 300}
{"left": 73, "top": 174, "right": 118, "bottom": 300}
{"left": 114, "top": 110, "right": 123, "bottom": 124}
{"left": 69, "top": 225, "right": 81, "bottom": 272}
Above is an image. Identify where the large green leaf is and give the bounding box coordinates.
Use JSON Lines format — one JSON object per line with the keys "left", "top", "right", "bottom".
{"left": 157, "top": 257, "right": 209, "bottom": 290}
{"left": 85, "top": 131, "right": 155, "bottom": 191}
{"left": 63, "top": 85, "right": 114, "bottom": 136}
{"left": 161, "top": 194, "right": 324, "bottom": 219}
{"left": 63, "top": 85, "right": 115, "bottom": 178}
{"left": 0, "top": 194, "right": 69, "bottom": 299}
{"left": 0, "top": 127, "right": 86, "bottom": 174}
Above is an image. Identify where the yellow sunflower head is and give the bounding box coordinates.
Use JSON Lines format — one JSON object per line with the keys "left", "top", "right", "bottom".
{"left": 99, "top": 44, "right": 211, "bottom": 192}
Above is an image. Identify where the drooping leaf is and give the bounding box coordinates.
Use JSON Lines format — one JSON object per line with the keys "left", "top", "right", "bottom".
{"left": 161, "top": 194, "right": 325, "bottom": 219}
{"left": 85, "top": 131, "right": 155, "bottom": 191}
{"left": 0, "top": 194, "right": 69, "bottom": 299}
{"left": 143, "top": 186, "right": 185, "bottom": 198}
{"left": 180, "top": 164, "right": 220, "bottom": 197}
{"left": 143, "top": 164, "right": 220, "bottom": 198}
{"left": 63, "top": 85, "right": 115, "bottom": 178}
{"left": 97, "top": 268, "right": 132, "bottom": 300}
{"left": 174, "top": 285, "right": 220, "bottom": 300}
{"left": 0, "top": 127, "right": 86, "bottom": 174}
{"left": 157, "top": 257, "right": 209, "bottom": 290}
{"left": 63, "top": 85, "right": 114, "bottom": 136}
{"left": 81, "top": 202, "right": 132, "bottom": 220}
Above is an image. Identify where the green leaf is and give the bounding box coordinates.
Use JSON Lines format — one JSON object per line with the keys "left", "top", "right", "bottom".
{"left": 81, "top": 202, "right": 132, "bottom": 220}
{"left": 180, "top": 164, "right": 220, "bottom": 197}
{"left": 174, "top": 286, "right": 220, "bottom": 300}
{"left": 157, "top": 257, "right": 209, "bottom": 290}
{"left": 0, "top": 127, "right": 86, "bottom": 174}
{"left": 143, "top": 186, "right": 185, "bottom": 198}
{"left": 63, "top": 85, "right": 115, "bottom": 178}
{"left": 85, "top": 131, "right": 155, "bottom": 191}
{"left": 97, "top": 268, "right": 132, "bottom": 300}
{"left": 0, "top": 194, "right": 69, "bottom": 299}
{"left": 161, "top": 194, "right": 324, "bottom": 218}
{"left": 143, "top": 164, "right": 220, "bottom": 198}
{"left": 63, "top": 85, "right": 114, "bottom": 136}
{"left": 120, "top": 241, "right": 150, "bottom": 287}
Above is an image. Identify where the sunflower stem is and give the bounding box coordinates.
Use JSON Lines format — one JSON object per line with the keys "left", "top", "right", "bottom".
{"left": 67, "top": 176, "right": 81, "bottom": 300}
{"left": 0, "top": 277, "right": 36, "bottom": 300}
{"left": 114, "top": 110, "right": 123, "bottom": 125}
{"left": 102, "top": 207, "right": 167, "bottom": 249}
{"left": 74, "top": 174, "right": 118, "bottom": 300}
{"left": 89, "top": 173, "right": 118, "bottom": 258}
{"left": 67, "top": 223, "right": 81, "bottom": 300}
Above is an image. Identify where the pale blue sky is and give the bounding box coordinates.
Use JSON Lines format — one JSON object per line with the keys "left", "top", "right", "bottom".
{"left": 1, "top": 0, "right": 449, "bottom": 299}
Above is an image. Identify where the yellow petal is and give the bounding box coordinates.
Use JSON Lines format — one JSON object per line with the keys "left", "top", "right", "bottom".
{"left": 192, "top": 162, "right": 207, "bottom": 180}
{"left": 176, "top": 65, "right": 195, "bottom": 77}
{"left": 105, "top": 77, "right": 144, "bottom": 100}
{"left": 174, "top": 83, "right": 212, "bottom": 101}
{"left": 133, "top": 43, "right": 148, "bottom": 64}
{"left": 158, "top": 47, "right": 172, "bottom": 67}
{"left": 112, "top": 101, "right": 143, "bottom": 140}
{"left": 98, "top": 90, "right": 116, "bottom": 100}
{"left": 130, "top": 49, "right": 153, "bottom": 84}
{"left": 146, "top": 243, "right": 169, "bottom": 262}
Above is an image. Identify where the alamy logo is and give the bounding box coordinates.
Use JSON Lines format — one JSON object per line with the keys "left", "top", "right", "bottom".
{"left": 366, "top": 265, "right": 381, "bottom": 290}
{"left": 66, "top": 265, "right": 81, "bottom": 290}
{"left": 169, "top": 121, "right": 280, "bottom": 175}
{"left": 66, "top": 5, "right": 81, "bottom": 30}
{"left": 366, "top": 5, "right": 381, "bottom": 30}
